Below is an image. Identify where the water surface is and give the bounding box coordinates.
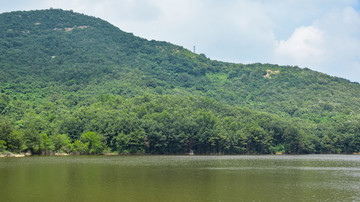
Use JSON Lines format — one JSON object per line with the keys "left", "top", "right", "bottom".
{"left": 1, "top": 155, "right": 359, "bottom": 201}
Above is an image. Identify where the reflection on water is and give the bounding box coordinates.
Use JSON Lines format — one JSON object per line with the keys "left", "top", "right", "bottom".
{"left": 1, "top": 155, "right": 359, "bottom": 201}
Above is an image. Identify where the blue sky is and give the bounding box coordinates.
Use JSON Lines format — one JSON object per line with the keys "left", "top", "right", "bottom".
{"left": 1, "top": 0, "right": 360, "bottom": 83}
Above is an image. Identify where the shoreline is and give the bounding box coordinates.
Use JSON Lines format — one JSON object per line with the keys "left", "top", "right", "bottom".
{"left": 2, "top": 152, "right": 360, "bottom": 157}
{"left": 0, "top": 153, "right": 26, "bottom": 158}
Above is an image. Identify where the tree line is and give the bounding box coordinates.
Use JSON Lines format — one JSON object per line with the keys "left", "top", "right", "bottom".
{"left": 1, "top": 94, "right": 359, "bottom": 155}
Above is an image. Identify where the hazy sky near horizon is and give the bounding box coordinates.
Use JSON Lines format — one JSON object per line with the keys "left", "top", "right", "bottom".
{"left": 1, "top": 0, "right": 360, "bottom": 82}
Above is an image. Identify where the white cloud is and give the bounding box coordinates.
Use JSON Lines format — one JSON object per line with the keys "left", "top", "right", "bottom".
{"left": 274, "top": 26, "right": 325, "bottom": 65}
{"left": 273, "top": 6, "right": 360, "bottom": 82}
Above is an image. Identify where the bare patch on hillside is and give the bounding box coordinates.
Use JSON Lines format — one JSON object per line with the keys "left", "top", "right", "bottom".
{"left": 53, "top": 25, "right": 89, "bottom": 32}
{"left": 264, "top": 69, "right": 280, "bottom": 79}
{"left": 65, "top": 25, "right": 89, "bottom": 32}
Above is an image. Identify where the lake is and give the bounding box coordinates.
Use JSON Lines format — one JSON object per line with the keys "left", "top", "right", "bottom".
{"left": 1, "top": 155, "right": 359, "bottom": 201}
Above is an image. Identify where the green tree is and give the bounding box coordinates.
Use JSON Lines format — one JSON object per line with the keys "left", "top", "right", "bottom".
{"left": 22, "top": 115, "right": 48, "bottom": 154}
{"left": 50, "top": 134, "right": 71, "bottom": 153}
{"left": 350, "top": 133, "right": 360, "bottom": 153}
{"left": 113, "top": 131, "right": 130, "bottom": 153}
{"left": 24, "top": 127, "right": 41, "bottom": 154}
{"left": 80, "top": 131, "right": 105, "bottom": 154}
{"left": 59, "top": 116, "right": 84, "bottom": 141}
{"left": 71, "top": 140, "right": 88, "bottom": 154}
{"left": 40, "top": 133, "right": 53, "bottom": 155}
{"left": 283, "top": 126, "right": 304, "bottom": 154}
{"left": 7, "top": 131, "right": 25, "bottom": 153}
{"left": 0, "top": 140, "right": 6, "bottom": 152}
{"left": 0, "top": 117, "right": 13, "bottom": 148}
{"left": 0, "top": 94, "right": 10, "bottom": 114}
{"left": 127, "top": 130, "right": 145, "bottom": 153}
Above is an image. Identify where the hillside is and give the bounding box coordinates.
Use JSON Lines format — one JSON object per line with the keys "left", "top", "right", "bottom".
{"left": 1, "top": 9, "right": 360, "bottom": 154}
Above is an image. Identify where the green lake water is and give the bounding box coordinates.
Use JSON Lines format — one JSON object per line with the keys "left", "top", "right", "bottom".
{"left": 0, "top": 155, "right": 359, "bottom": 201}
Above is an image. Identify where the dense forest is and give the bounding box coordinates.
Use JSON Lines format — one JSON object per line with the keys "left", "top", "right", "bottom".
{"left": 1, "top": 9, "right": 360, "bottom": 155}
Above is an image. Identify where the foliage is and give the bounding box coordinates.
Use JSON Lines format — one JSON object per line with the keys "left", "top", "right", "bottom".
{"left": 80, "top": 132, "right": 105, "bottom": 154}
{"left": 71, "top": 140, "right": 88, "bottom": 155}
{"left": 0, "top": 9, "right": 360, "bottom": 154}
{"left": 50, "top": 134, "right": 71, "bottom": 153}
{"left": 0, "top": 140, "right": 6, "bottom": 152}
{"left": 7, "top": 131, "right": 25, "bottom": 153}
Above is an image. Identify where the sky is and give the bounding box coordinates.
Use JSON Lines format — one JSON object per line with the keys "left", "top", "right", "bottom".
{"left": 1, "top": 0, "right": 360, "bottom": 83}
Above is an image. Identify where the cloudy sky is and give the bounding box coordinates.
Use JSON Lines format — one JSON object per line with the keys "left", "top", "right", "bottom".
{"left": 2, "top": 0, "right": 360, "bottom": 83}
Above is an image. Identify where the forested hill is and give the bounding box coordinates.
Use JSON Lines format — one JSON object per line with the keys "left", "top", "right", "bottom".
{"left": 1, "top": 9, "right": 360, "bottom": 155}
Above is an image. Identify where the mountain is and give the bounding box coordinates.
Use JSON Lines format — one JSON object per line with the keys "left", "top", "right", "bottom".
{"left": 1, "top": 9, "right": 360, "bottom": 155}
